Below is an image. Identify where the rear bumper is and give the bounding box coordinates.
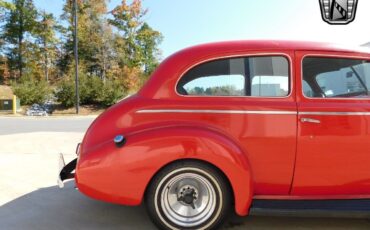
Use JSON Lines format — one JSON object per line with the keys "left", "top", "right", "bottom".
{"left": 57, "top": 153, "right": 77, "bottom": 188}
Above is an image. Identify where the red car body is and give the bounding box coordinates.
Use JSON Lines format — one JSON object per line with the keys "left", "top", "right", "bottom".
{"left": 62, "top": 40, "right": 370, "bottom": 219}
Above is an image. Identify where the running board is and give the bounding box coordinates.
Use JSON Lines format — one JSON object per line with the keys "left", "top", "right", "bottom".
{"left": 249, "top": 199, "right": 370, "bottom": 218}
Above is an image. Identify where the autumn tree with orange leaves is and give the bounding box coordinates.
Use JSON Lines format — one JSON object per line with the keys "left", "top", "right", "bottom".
{"left": 59, "top": 0, "right": 162, "bottom": 92}
{"left": 1, "top": 0, "right": 163, "bottom": 106}
{"left": 109, "top": 0, "right": 162, "bottom": 82}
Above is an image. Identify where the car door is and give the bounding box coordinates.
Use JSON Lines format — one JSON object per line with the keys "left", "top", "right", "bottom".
{"left": 292, "top": 51, "right": 370, "bottom": 196}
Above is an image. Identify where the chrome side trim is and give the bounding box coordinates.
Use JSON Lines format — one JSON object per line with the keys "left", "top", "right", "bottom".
{"left": 136, "top": 109, "right": 370, "bottom": 116}
{"left": 299, "top": 111, "right": 370, "bottom": 116}
{"left": 136, "top": 109, "right": 297, "bottom": 115}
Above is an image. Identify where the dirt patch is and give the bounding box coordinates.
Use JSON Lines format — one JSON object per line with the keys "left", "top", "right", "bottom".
{"left": 0, "top": 85, "right": 14, "bottom": 99}
{"left": 52, "top": 104, "right": 106, "bottom": 116}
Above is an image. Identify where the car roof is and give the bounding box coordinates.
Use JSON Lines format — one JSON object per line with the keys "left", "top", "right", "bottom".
{"left": 139, "top": 40, "right": 370, "bottom": 99}
{"left": 175, "top": 40, "right": 370, "bottom": 54}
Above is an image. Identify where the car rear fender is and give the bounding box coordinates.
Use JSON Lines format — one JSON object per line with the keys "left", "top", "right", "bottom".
{"left": 120, "top": 125, "right": 253, "bottom": 216}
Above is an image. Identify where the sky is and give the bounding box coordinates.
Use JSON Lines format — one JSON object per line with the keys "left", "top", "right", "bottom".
{"left": 32, "top": 0, "right": 370, "bottom": 59}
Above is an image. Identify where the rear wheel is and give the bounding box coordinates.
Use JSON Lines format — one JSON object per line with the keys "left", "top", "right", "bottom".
{"left": 145, "top": 161, "right": 231, "bottom": 230}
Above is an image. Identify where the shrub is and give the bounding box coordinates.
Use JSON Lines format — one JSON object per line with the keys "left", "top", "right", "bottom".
{"left": 54, "top": 78, "right": 75, "bottom": 107}
{"left": 98, "top": 80, "right": 125, "bottom": 106}
{"left": 55, "top": 75, "right": 126, "bottom": 107}
{"left": 79, "top": 75, "right": 103, "bottom": 104}
{"left": 11, "top": 79, "right": 51, "bottom": 105}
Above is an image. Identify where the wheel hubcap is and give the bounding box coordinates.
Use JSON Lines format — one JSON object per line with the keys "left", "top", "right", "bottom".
{"left": 160, "top": 172, "right": 217, "bottom": 227}
{"left": 177, "top": 185, "right": 198, "bottom": 208}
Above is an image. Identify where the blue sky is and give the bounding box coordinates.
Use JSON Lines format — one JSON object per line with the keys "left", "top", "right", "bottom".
{"left": 33, "top": 0, "right": 370, "bottom": 58}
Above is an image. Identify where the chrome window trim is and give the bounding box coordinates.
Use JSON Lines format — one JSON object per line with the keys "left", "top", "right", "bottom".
{"left": 299, "top": 111, "right": 370, "bottom": 116}
{"left": 174, "top": 52, "right": 293, "bottom": 99}
{"left": 301, "top": 53, "right": 370, "bottom": 101}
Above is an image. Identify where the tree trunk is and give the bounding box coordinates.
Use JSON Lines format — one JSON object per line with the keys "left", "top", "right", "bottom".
{"left": 102, "top": 48, "right": 106, "bottom": 82}
{"left": 18, "top": 35, "right": 23, "bottom": 80}
{"left": 18, "top": 8, "right": 24, "bottom": 79}
{"left": 44, "top": 40, "right": 48, "bottom": 82}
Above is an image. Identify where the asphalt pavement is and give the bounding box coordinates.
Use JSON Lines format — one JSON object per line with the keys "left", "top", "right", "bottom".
{"left": 2, "top": 182, "right": 370, "bottom": 230}
{"left": 0, "top": 116, "right": 370, "bottom": 229}
{"left": 0, "top": 116, "right": 96, "bottom": 135}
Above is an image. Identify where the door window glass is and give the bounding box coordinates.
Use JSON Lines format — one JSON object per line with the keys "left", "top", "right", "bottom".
{"left": 303, "top": 57, "right": 370, "bottom": 98}
{"left": 177, "top": 56, "right": 290, "bottom": 97}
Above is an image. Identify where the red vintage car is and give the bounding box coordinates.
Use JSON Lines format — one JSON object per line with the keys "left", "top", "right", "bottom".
{"left": 58, "top": 40, "right": 370, "bottom": 229}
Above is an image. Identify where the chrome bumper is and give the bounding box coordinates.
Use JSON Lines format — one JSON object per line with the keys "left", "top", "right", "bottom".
{"left": 57, "top": 153, "right": 77, "bottom": 188}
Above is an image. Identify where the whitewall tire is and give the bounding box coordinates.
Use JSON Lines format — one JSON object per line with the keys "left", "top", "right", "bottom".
{"left": 145, "top": 161, "right": 231, "bottom": 230}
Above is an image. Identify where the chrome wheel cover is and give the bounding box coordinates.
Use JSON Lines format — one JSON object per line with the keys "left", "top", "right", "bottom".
{"left": 155, "top": 168, "right": 220, "bottom": 228}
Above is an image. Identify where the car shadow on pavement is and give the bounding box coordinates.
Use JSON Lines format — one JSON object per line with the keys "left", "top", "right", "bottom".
{"left": 0, "top": 182, "right": 155, "bottom": 230}
{"left": 1, "top": 182, "right": 370, "bottom": 230}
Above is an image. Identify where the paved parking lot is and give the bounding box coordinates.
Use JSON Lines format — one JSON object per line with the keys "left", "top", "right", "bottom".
{"left": 0, "top": 116, "right": 96, "bottom": 135}
{"left": 1, "top": 117, "right": 370, "bottom": 229}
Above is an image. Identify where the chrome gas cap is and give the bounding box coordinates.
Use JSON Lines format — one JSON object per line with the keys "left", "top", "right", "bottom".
{"left": 114, "top": 135, "right": 126, "bottom": 147}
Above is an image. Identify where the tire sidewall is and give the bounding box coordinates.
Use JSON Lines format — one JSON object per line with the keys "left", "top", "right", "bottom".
{"left": 146, "top": 162, "right": 231, "bottom": 230}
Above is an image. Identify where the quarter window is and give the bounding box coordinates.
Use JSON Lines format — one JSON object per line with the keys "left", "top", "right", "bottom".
{"left": 303, "top": 57, "right": 370, "bottom": 98}
{"left": 177, "top": 56, "right": 290, "bottom": 97}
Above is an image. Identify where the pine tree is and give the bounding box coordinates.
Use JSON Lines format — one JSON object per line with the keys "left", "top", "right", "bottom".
{"left": 0, "top": 0, "right": 164, "bottom": 106}
{"left": 109, "top": 0, "right": 162, "bottom": 75}
{"left": 136, "top": 22, "right": 163, "bottom": 75}
{"left": 109, "top": 0, "right": 147, "bottom": 68}
{"left": 2, "top": 0, "right": 38, "bottom": 80}
{"left": 35, "top": 11, "right": 59, "bottom": 82}
{"left": 60, "top": 0, "right": 110, "bottom": 78}
{"left": 0, "top": 1, "right": 15, "bottom": 20}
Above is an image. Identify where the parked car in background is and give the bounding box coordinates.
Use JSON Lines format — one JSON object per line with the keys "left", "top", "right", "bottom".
{"left": 59, "top": 40, "right": 370, "bottom": 229}
{"left": 26, "top": 101, "right": 54, "bottom": 116}
{"left": 26, "top": 104, "right": 48, "bottom": 116}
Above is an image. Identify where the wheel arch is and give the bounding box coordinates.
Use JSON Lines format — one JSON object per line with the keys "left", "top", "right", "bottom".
{"left": 131, "top": 125, "right": 254, "bottom": 216}
{"left": 143, "top": 157, "right": 252, "bottom": 216}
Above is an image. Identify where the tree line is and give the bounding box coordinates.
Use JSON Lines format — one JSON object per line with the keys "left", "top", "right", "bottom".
{"left": 0, "top": 0, "right": 163, "bottom": 106}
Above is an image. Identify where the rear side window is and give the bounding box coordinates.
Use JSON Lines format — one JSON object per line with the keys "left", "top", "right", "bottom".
{"left": 177, "top": 56, "right": 290, "bottom": 97}
{"left": 303, "top": 57, "right": 370, "bottom": 98}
